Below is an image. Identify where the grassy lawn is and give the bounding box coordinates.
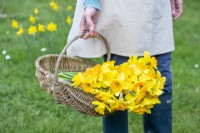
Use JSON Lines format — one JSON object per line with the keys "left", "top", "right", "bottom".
{"left": 0, "top": 0, "right": 200, "bottom": 133}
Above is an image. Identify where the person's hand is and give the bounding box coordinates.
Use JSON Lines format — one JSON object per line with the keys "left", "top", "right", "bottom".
{"left": 80, "top": 7, "right": 99, "bottom": 39}
{"left": 171, "top": 0, "right": 183, "bottom": 20}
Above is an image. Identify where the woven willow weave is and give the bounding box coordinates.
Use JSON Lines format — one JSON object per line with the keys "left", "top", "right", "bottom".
{"left": 35, "top": 35, "right": 111, "bottom": 116}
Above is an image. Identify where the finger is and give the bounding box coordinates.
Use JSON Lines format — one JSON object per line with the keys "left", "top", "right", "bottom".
{"left": 88, "top": 25, "right": 98, "bottom": 38}
{"left": 174, "top": 3, "right": 183, "bottom": 20}
{"left": 79, "top": 16, "right": 88, "bottom": 37}
{"left": 85, "top": 15, "right": 96, "bottom": 35}
{"left": 91, "top": 27, "right": 98, "bottom": 37}
{"left": 177, "top": 3, "right": 183, "bottom": 19}
{"left": 174, "top": 12, "right": 181, "bottom": 20}
{"left": 82, "top": 32, "right": 91, "bottom": 39}
{"left": 82, "top": 31, "right": 98, "bottom": 39}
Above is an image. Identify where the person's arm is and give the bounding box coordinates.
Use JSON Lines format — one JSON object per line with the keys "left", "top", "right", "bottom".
{"left": 80, "top": 0, "right": 100, "bottom": 39}
{"left": 171, "top": 0, "right": 183, "bottom": 20}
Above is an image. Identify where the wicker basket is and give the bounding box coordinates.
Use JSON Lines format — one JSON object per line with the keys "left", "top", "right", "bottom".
{"left": 35, "top": 35, "right": 111, "bottom": 116}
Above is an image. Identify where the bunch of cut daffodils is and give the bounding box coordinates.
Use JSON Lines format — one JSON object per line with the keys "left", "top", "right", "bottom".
{"left": 70, "top": 51, "right": 166, "bottom": 115}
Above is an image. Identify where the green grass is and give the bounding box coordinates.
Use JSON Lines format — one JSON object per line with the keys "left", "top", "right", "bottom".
{"left": 0, "top": 0, "right": 200, "bottom": 133}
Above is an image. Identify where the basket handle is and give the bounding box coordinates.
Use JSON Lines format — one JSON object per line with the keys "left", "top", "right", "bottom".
{"left": 54, "top": 34, "right": 111, "bottom": 82}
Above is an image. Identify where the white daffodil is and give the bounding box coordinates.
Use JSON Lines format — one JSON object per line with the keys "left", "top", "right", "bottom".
{"left": 194, "top": 64, "right": 199, "bottom": 69}
{"left": 2, "top": 50, "right": 7, "bottom": 55}
{"left": 5, "top": 55, "right": 11, "bottom": 60}
{"left": 41, "top": 48, "right": 47, "bottom": 52}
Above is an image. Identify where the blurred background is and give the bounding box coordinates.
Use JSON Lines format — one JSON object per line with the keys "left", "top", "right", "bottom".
{"left": 0, "top": 0, "right": 200, "bottom": 132}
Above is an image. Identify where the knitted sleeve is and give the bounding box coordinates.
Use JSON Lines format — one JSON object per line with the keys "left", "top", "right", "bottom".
{"left": 83, "top": 0, "right": 101, "bottom": 10}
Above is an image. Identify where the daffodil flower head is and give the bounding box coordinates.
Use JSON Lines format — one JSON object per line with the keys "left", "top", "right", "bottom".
{"left": 81, "top": 82, "right": 93, "bottom": 93}
{"left": 47, "top": 22, "right": 57, "bottom": 32}
{"left": 12, "top": 19, "right": 19, "bottom": 29}
{"left": 29, "top": 15, "right": 36, "bottom": 24}
{"left": 50, "top": 1, "right": 59, "bottom": 11}
{"left": 92, "top": 101, "right": 107, "bottom": 115}
{"left": 38, "top": 23, "right": 45, "bottom": 32}
{"left": 72, "top": 72, "right": 83, "bottom": 87}
{"left": 67, "top": 5, "right": 73, "bottom": 11}
{"left": 28, "top": 26, "right": 37, "bottom": 35}
{"left": 139, "top": 51, "right": 158, "bottom": 69}
{"left": 66, "top": 16, "right": 72, "bottom": 25}
{"left": 16, "top": 27, "right": 24, "bottom": 36}
{"left": 127, "top": 55, "right": 138, "bottom": 65}
{"left": 34, "top": 8, "right": 39, "bottom": 14}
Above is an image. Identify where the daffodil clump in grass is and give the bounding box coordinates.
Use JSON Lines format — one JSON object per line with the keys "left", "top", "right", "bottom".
{"left": 11, "top": 1, "right": 73, "bottom": 36}
{"left": 60, "top": 51, "right": 166, "bottom": 115}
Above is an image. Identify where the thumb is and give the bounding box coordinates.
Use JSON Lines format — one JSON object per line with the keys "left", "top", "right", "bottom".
{"left": 79, "top": 16, "right": 87, "bottom": 36}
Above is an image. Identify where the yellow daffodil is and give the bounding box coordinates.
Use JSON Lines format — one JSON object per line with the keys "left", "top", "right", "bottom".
{"left": 101, "top": 61, "right": 116, "bottom": 70}
{"left": 135, "top": 86, "right": 147, "bottom": 104}
{"left": 126, "top": 101, "right": 136, "bottom": 111}
{"left": 66, "top": 16, "right": 72, "bottom": 25}
{"left": 95, "top": 92, "right": 116, "bottom": 102}
{"left": 38, "top": 23, "right": 45, "bottom": 32}
{"left": 90, "top": 64, "right": 101, "bottom": 80}
{"left": 125, "top": 94, "right": 135, "bottom": 102}
{"left": 110, "top": 81, "right": 122, "bottom": 93}
{"left": 70, "top": 51, "right": 166, "bottom": 115}
{"left": 72, "top": 72, "right": 83, "bottom": 87}
{"left": 12, "top": 19, "right": 19, "bottom": 29}
{"left": 81, "top": 74, "right": 95, "bottom": 92}
{"left": 47, "top": 22, "right": 57, "bottom": 32}
{"left": 28, "top": 26, "right": 37, "bottom": 35}
{"left": 152, "top": 81, "right": 164, "bottom": 96}
{"left": 29, "top": 15, "right": 36, "bottom": 24}
{"left": 67, "top": 5, "right": 72, "bottom": 11}
{"left": 133, "top": 107, "right": 149, "bottom": 114}
{"left": 139, "top": 51, "right": 157, "bottom": 68}
{"left": 127, "top": 55, "right": 138, "bottom": 65}
{"left": 34, "top": 8, "right": 39, "bottom": 14}
{"left": 156, "top": 71, "right": 166, "bottom": 85}
{"left": 16, "top": 27, "right": 24, "bottom": 36}
{"left": 92, "top": 101, "right": 107, "bottom": 115}
{"left": 81, "top": 82, "right": 93, "bottom": 93}
{"left": 113, "top": 102, "right": 126, "bottom": 111}
{"left": 128, "top": 64, "right": 142, "bottom": 76}
{"left": 84, "top": 68, "right": 97, "bottom": 82}
{"left": 49, "top": 1, "right": 54, "bottom": 6}
{"left": 138, "top": 73, "right": 151, "bottom": 82}
{"left": 116, "top": 72, "right": 125, "bottom": 81}
{"left": 146, "top": 80, "right": 157, "bottom": 94}
{"left": 110, "top": 80, "right": 129, "bottom": 94}
{"left": 141, "top": 96, "right": 160, "bottom": 106}
{"left": 98, "top": 70, "right": 118, "bottom": 86}
{"left": 50, "top": 1, "right": 59, "bottom": 11}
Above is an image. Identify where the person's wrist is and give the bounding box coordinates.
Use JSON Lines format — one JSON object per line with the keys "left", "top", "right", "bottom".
{"left": 84, "top": 6, "right": 100, "bottom": 11}
{"left": 84, "top": 7, "right": 99, "bottom": 15}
